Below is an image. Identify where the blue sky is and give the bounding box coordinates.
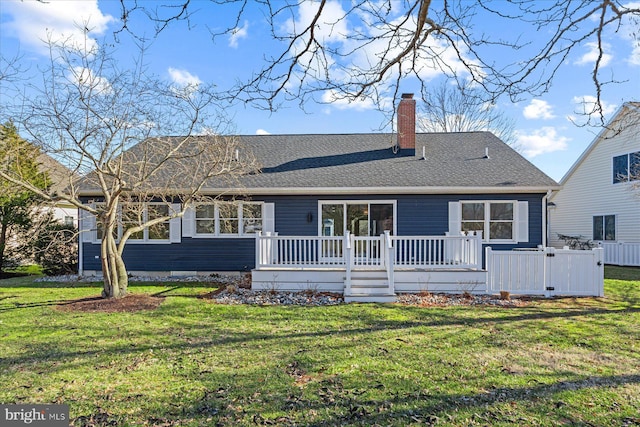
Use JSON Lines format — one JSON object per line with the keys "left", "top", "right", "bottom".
{"left": 1, "top": 0, "right": 638, "bottom": 182}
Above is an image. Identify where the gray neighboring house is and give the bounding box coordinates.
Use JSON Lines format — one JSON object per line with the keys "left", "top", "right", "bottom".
{"left": 78, "top": 95, "right": 559, "bottom": 284}
{"left": 37, "top": 153, "right": 77, "bottom": 227}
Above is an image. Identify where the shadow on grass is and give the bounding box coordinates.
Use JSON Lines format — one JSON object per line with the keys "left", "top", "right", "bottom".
{"left": 2, "top": 303, "right": 638, "bottom": 368}
{"left": 114, "top": 369, "right": 640, "bottom": 426}
{"left": 265, "top": 373, "right": 640, "bottom": 427}
{"left": 0, "top": 296, "right": 106, "bottom": 312}
{"left": 0, "top": 279, "right": 220, "bottom": 289}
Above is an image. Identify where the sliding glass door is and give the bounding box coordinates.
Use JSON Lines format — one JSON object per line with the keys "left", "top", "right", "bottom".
{"left": 319, "top": 201, "right": 395, "bottom": 260}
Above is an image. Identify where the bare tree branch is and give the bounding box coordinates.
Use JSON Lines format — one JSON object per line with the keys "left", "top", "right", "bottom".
{"left": 112, "top": 0, "right": 638, "bottom": 125}
{"left": 1, "top": 28, "right": 258, "bottom": 298}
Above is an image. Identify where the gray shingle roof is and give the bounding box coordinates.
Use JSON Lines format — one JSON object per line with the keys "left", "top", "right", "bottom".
{"left": 232, "top": 132, "right": 558, "bottom": 192}
{"left": 78, "top": 131, "right": 559, "bottom": 195}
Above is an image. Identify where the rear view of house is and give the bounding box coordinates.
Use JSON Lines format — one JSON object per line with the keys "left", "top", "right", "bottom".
{"left": 78, "top": 94, "right": 561, "bottom": 298}
{"left": 549, "top": 102, "right": 640, "bottom": 266}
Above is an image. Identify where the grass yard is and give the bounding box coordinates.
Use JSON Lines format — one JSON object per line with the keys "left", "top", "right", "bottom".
{"left": 0, "top": 268, "right": 639, "bottom": 426}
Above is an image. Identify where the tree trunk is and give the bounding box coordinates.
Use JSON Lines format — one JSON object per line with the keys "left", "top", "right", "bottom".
{"left": 100, "top": 222, "right": 128, "bottom": 298}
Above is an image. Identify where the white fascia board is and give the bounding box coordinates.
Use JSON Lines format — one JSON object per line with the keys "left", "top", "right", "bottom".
{"left": 78, "top": 186, "right": 560, "bottom": 197}
{"left": 194, "top": 186, "right": 559, "bottom": 195}
{"left": 559, "top": 103, "right": 637, "bottom": 186}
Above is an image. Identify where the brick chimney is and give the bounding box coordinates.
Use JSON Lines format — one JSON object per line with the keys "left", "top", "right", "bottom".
{"left": 397, "top": 93, "right": 416, "bottom": 151}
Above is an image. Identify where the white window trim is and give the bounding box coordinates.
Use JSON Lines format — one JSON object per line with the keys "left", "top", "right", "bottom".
{"left": 192, "top": 201, "right": 265, "bottom": 238}
{"left": 121, "top": 203, "right": 174, "bottom": 244}
{"left": 612, "top": 151, "right": 640, "bottom": 185}
{"left": 317, "top": 200, "right": 397, "bottom": 236}
{"left": 592, "top": 213, "right": 617, "bottom": 242}
{"left": 85, "top": 202, "right": 179, "bottom": 245}
{"left": 454, "top": 200, "right": 527, "bottom": 243}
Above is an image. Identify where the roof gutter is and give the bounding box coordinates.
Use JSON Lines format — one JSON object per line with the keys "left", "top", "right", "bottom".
{"left": 77, "top": 185, "right": 561, "bottom": 197}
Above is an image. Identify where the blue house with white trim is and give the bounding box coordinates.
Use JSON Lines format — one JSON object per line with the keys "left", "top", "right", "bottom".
{"left": 78, "top": 94, "right": 559, "bottom": 300}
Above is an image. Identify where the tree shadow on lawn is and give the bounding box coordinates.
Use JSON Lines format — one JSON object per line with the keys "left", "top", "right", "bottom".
{"left": 0, "top": 283, "right": 221, "bottom": 312}
{"left": 3, "top": 303, "right": 638, "bottom": 370}
{"left": 262, "top": 373, "right": 639, "bottom": 427}
{"left": 92, "top": 369, "right": 640, "bottom": 426}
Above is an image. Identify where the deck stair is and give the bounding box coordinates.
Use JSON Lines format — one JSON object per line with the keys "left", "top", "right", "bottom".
{"left": 344, "top": 269, "right": 396, "bottom": 303}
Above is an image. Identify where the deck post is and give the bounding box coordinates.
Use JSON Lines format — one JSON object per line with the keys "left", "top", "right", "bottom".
{"left": 384, "top": 231, "right": 394, "bottom": 295}
{"left": 345, "top": 231, "right": 352, "bottom": 296}
{"left": 474, "top": 231, "right": 483, "bottom": 269}
{"left": 255, "top": 231, "right": 262, "bottom": 269}
{"left": 485, "top": 246, "right": 492, "bottom": 293}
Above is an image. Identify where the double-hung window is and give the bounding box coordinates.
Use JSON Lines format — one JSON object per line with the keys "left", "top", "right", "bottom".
{"left": 613, "top": 151, "right": 640, "bottom": 183}
{"left": 460, "top": 201, "right": 517, "bottom": 242}
{"left": 194, "top": 202, "right": 263, "bottom": 237}
{"left": 593, "top": 215, "right": 616, "bottom": 241}
{"left": 93, "top": 203, "right": 173, "bottom": 243}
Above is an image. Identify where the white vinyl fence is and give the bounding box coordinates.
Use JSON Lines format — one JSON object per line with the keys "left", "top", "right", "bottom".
{"left": 486, "top": 247, "right": 604, "bottom": 297}
{"left": 598, "top": 242, "right": 640, "bottom": 267}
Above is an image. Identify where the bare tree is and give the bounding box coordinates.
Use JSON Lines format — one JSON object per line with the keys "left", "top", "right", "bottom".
{"left": 115, "top": 0, "right": 639, "bottom": 127}
{"left": 417, "top": 80, "right": 516, "bottom": 145}
{"left": 0, "top": 31, "right": 257, "bottom": 298}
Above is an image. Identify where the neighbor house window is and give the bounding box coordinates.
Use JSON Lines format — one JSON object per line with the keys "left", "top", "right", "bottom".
{"left": 613, "top": 151, "right": 640, "bottom": 183}
{"left": 195, "top": 202, "right": 263, "bottom": 236}
{"left": 461, "top": 201, "right": 515, "bottom": 241}
{"left": 593, "top": 215, "right": 616, "bottom": 241}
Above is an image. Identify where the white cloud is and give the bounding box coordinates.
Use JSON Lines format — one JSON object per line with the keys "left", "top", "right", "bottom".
{"left": 515, "top": 127, "right": 569, "bottom": 158}
{"left": 2, "top": 0, "right": 113, "bottom": 54}
{"left": 69, "top": 66, "right": 112, "bottom": 94}
{"left": 285, "top": 1, "right": 349, "bottom": 45}
{"left": 255, "top": 129, "right": 271, "bottom": 135}
{"left": 629, "top": 44, "right": 640, "bottom": 66}
{"left": 523, "top": 99, "right": 555, "bottom": 120}
{"left": 321, "top": 90, "right": 380, "bottom": 111}
{"left": 575, "top": 41, "right": 613, "bottom": 67}
{"left": 571, "top": 95, "right": 617, "bottom": 117}
{"left": 229, "top": 21, "right": 249, "bottom": 48}
{"left": 621, "top": 2, "right": 640, "bottom": 65}
{"left": 168, "top": 67, "right": 202, "bottom": 87}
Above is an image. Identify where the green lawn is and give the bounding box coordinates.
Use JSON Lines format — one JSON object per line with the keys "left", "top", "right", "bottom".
{"left": 0, "top": 268, "right": 639, "bottom": 426}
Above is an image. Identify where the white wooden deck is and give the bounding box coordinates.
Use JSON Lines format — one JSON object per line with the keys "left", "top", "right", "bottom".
{"left": 252, "top": 232, "right": 486, "bottom": 302}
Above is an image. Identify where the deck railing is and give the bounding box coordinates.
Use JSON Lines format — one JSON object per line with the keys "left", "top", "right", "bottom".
{"left": 392, "top": 232, "right": 482, "bottom": 269}
{"left": 255, "top": 231, "right": 483, "bottom": 271}
{"left": 255, "top": 233, "right": 346, "bottom": 268}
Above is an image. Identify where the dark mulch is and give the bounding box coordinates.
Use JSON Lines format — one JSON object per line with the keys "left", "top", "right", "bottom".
{"left": 0, "top": 271, "right": 31, "bottom": 279}
{"left": 57, "top": 293, "right": 164, "bottom": 313}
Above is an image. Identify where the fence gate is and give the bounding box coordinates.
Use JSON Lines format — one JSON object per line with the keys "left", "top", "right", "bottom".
{"left": 486, "top": 247, "right": 604, "bottom": 297}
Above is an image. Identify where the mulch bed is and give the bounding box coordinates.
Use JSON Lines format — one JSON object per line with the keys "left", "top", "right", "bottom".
{"left": 57, "top": 293, "right": 164, "bottom": 313}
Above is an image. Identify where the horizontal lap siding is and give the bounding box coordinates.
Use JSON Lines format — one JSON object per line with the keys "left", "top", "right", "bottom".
{"left": 82, "top": 193, "right": 545, "bottom": 272}
{"left": 397, "top": 193, "right": 544, "bottom": 249}
{"left": 82, "top": 238, "right": 256, "bottom": 272}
